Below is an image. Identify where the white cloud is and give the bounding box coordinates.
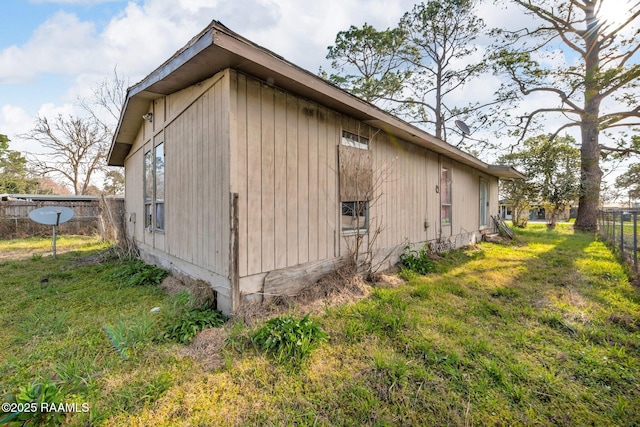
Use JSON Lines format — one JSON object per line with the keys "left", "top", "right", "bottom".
{"left": 1, "top": 105, "right": 33, "bottom": 143}
{"left": 0, "top": 11, "right": 103, "bottom": 84}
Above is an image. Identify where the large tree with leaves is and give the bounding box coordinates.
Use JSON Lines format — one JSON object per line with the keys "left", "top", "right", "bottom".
{"left": 324, "top": 24, "right": 413, "bottom": 104}
{"left": 325, "top": 0, "right": 489, "bottom": 147}
{"left": 0, "top": 133, "right": 39, "bottom": 194}
{"left": 615, "top": 163, "right": 640, "bottom": 202}
{"left": 500, "top": 134, "right": 580, "bottom": 229}
{"left": 398, "top": 0, "right": 487, "bottom": 142}
{"left": 492, "top": 0, "right": 640, "bottom": 232}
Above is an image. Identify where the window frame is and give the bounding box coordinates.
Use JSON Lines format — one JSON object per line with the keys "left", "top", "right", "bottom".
{"left": 440, "top": 166, "right": 452, "bottom": 226}
{"left": 154, "top": 142, "right": 165, "bottom": 232}
{"left": 479, "top": 179, "right": 488, "bottom": 228}
{"left": 341, "top": 200, "right": 369, "bottom": 235}
{"left": 143, "top": 142, "right": 166, "bottom": 232}
{"left": 341, "top": 130, "right": 369, "bottom": 150}
{"left": 143, "top": 150, "right": 153, "bottom": 230}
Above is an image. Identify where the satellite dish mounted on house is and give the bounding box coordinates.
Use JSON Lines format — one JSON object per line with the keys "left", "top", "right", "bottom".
{"left": 28, "top": 206, "right": 75, "bottom": 258}
{"left": 454, "top": 120, "right": 472, "bottom": 148}
{"left": 455, "top": 120, "right": 471, "bottom": 136}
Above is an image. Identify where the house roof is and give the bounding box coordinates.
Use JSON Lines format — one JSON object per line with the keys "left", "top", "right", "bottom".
{"left": 107, "top": 20, "right": 524, "bottom": 180}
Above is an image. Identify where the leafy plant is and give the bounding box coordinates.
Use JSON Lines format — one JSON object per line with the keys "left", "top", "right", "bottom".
{"left": 1, "top": 377, "right": 75, "bottom": 426}
{"left": 399, "top": 244, "right": 435, "bottom": 275}
{"left": 251, "top": 314, "right": 328, "bottom": 367}
{"left": 156, "top": 290, "right": 224, "bottom": 345}
{"left": 108, "top": 258, "right": 168, "bottom": 287}
{"left": 161, "top": 306, "right": 225, "bottom": 345}
{"left": 104, "top": 315, "right": 156, "bottom": 360}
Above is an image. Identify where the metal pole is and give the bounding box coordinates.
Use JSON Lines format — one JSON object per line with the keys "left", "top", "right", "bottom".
{"left": 53, "top": 211, "right": 61, "bottom": 258}
{"left": 634, "top": 212, "right": 638, "bottom": 273}
{"left": 621, "top": 211, "right": 625, "bottom": 257}
{"left": 52, "top": 225, "right": 57, "bottom": 258}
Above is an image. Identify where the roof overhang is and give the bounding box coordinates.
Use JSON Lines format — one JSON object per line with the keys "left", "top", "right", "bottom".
{"left": 108, "top": 21, "right": 523, "bottom": 181}
{"left": 487, "top": 165, "right": 526, "bottom": 180}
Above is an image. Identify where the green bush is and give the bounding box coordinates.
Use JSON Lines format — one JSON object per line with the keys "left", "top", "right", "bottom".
{"left": 251, "top": 314, "right": 328, "bottom": 367}
{"left": 108, "top": 259, "right": 168, "bottom": 287}
{"left": 399, "top": 244, "right": 435, "bottom": 275}
{"left": 1, "top": 377, "right": 78, "bottom": 427}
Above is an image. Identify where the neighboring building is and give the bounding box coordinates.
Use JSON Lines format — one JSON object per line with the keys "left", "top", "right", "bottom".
{"left": 107, "top": 21, "right": 524, "bottom": 314}
{"left": 498, "top": 200, "right": 575, "bottom": 223}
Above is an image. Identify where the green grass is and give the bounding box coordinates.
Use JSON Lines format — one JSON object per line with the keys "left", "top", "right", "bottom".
{"left": 1, "top": 226, "right": 639, "bottom": 426}
{"left": 0, "top": 237, "right": 192, "bottom": 425}
{"left": 0, "top": 235, "right": 105, "bottom": 260}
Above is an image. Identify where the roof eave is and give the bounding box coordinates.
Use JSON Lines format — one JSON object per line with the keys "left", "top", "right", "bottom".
{"left": 488, "top": 165, "right": 526, "bottom": 180}
{"left": 107, "top": 21, "right": 520, "bottom": 179}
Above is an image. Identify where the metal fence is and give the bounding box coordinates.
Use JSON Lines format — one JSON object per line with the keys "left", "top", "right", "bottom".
{"left": 599, "top": 208, "right": 639, "bottom": 273}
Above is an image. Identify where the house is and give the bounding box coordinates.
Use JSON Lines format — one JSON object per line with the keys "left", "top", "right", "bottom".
{"left": 498, "top": 200, "right": 575, "bottom": 224}
{"left": 107, "top": 21, "right": 524, "bottom": 315}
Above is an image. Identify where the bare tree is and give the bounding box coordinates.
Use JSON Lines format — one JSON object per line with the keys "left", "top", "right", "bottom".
{"left": 24, "top": 115, "right": 110, "bottom": 195}
{"left": 491, "top": 0, "right": 640, "bottom": 232}
{"left": 79, "top": 66, "right": 128, "bottom": 138}
{"left": 339, "top": 130, "right": 398, "bottom": 276}
{"left": 80, "top": 66, "right": 129, "bottom": 191}
{"left": 22, "top": 67, "right": 129, "bottom": 195}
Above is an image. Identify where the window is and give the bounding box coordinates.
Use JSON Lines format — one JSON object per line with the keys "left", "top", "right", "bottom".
{"left": 143, "top": 143, "right": 165, "bottom": 232}
{"left": 479, "top": 179, "right": 488, "bottom": 227}
{"left": 441, "top": 166, "right": 452, "bottom": 226}
{"left": 341, "top": 201, "right": 369, "bottom": 234}
{"left": 341, "top": 130, "right": 369, "bottom": 150}
{"left": 154, "top": 143, "right": 165, "bottom": 231}
{"left": 143, "top": 150, "right": 153, "bottom": 229}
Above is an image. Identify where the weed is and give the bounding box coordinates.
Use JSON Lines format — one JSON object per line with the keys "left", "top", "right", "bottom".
{"left": 1, "top": 377, "right": 80, "bottom": 426}
{"left": 251, "top": 314, "right": 328, "bottom": 367}
{"left": 157, "top": 290, "right": 225, "bottom": 345}
{"left": 161, "top": 306, "right": 225, "bottom": 345}
{"left": 399, "top": 244, "right": 435, "bottom": 275}
{"left": 108, "top": 258, "right": 168, "bottom": 287}
{"left": 104, "top": 315, "right": 156, "bottom": 359}
{"left": 223, "top": 321, "right": 252, "bottom": 353}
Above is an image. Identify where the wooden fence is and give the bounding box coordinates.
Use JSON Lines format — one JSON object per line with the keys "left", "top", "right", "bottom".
{"left": 0, "top": 197, "right": 125, "bottom": 241}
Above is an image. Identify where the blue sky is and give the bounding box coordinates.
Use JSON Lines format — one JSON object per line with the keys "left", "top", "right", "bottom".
{"left": 0, "top": 0, "right": 636, "bottom": 193}
{"left": 2, "top": 0, "right": 440, "bottom": 155}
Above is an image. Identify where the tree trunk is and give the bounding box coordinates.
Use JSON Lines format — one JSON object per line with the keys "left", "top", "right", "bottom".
{"left": 574, "top": 120, "right": 602, "bottom": 232}
{"left": 574, "top": 3, "right": 602, "bottom": 233}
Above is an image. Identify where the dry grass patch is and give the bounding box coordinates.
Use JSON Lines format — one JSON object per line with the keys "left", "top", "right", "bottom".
{"left": 180, "top": 327, "right": 227, "bottom": 371}
{"left": 233, "top": 261, "right": 374, "bottom": 325}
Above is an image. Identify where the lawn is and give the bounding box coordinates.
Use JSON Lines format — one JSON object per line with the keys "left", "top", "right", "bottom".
{"left": 1, "top": 225, "right": 639, "bottom": 426}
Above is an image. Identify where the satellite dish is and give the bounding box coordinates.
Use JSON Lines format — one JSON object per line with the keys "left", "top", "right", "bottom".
{"left": 28, "top": 207, "right": 75, "bottom": 258}
{"left": 455, "top": 120, "right": 471, "bottom": 136}
{"left": 29, "top": 207, "right": 75, "bottom": 226}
